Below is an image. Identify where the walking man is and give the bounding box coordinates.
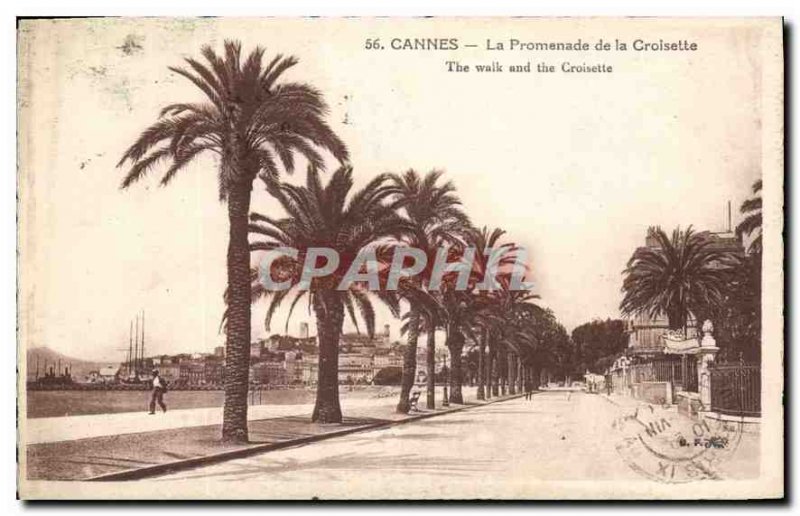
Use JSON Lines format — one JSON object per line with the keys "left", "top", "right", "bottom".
{"left": 149, "top": 368, "right": 167, "bottom": 414}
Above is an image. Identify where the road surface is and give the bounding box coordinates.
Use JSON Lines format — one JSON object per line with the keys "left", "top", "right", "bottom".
{"left": 149, "top": 391, "right": 760, "bottom": 498}
{"left": 149, "top": 392, "right": 655, "bottom": 497}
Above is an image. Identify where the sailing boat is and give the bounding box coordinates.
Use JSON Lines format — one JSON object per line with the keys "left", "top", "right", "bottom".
{"left": 122, "top": 310, "right": 147, "bottom": 384}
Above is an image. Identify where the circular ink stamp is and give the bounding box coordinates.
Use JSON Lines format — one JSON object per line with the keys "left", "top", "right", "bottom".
{"left": 612, "top": 399, "right": 744, "bottom": 483}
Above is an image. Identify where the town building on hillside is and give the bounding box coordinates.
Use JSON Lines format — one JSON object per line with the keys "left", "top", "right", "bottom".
{"left": 172, "top": 353, "right": 193, "bottom": 364}
{"left": 250, "top": 360, "right": 288, "bottom": 386}
{"left": 284, "top": 351, "right": 304, "bottom": 384}
{"left": 158, "top": 362, "right": 181, "bottom": 383}
{"left": 338, "top": 353, "right": 374, "bottom": 384}
{"left": 373, "top": 348, "right": 403, "bottom": 370}
{"left": 87, "top": 366, "right": 119, "bottom": 384}
{"left": 302, "top": 354, "right": 319, "bottom": 385}
{"left": 339, "top": 325, "right": 393, "bottom": 353}
{"left": 250, "top": 340, "right": 265, "bottom": 359}
{"left": 339, "top": 332, "right": 376, "bottom": 353}
{"left": 266, "top": 334, "right": 318, "bottom": 354}
{"left": 179, "top": 361, "right": 205, "bottom": 385}
{"left": 204, "top": 358, "right": 224, "bottom": 385}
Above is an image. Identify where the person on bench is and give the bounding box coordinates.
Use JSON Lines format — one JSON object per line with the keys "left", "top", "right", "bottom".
{"left": 409, "top": 391, "right": 421, "bottom": 412}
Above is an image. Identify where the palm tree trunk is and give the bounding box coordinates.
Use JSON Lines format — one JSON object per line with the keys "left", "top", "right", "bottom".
{"left": 517, "top": 359, "right": 524, "bottom": 392}
{"left": 486, "top": 335, "right": 494, "bottom": 399}
{"left": 426, "top": 329, "right": 436, "bottom": 409}
{"left": 508, "top": 353, "right": 517, "bottom": 395}
{"left": 524, "top": 364, "right": 530, "bottom": 391}
{"left": 667, "top": 306, "right": 687, "bottom": 331}
{"left": 221, "top": 184, "right": 252, "bottom": 443}
{"left": 500, "top": 346, "right": 507, "bottom": 396}
{"left": 491, "top": 346, "right": 500, "bottom": 397}
{"left": 477, "top": 328, "right": 486, "bottom": 401}
{"left": 312, "top": 292, "right": 344, "bottom": 423}
{"left": 397, "top": 310, "right": 420, "bottom": 413}
{"left": 447, "top": 326, "right": 464, "bottom": 404}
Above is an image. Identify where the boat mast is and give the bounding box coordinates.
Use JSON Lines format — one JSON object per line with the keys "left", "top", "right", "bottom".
{"left": 141, "top": 309, "right": 145, "bottom": 370}
{"left": 134, "top": 314, "right": 139, "bottom": 377}
{"left": 128, "top": 319, "right": 133, "bottom": 378}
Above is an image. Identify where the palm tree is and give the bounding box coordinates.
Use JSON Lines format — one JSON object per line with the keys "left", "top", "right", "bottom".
{"left": 620, "top": 226, "right": 736, "bottom": 331}
{"left": 465, "top": 226, "right": 523, "bottom": 400}
{"left": 118, "top": 41, "right": 347, "bottom": 442}
{"left": 736, "top": 179, "right": 762, "bottom": 255}
{"left": 509, "top": 306, "right": 563, "bottom": 391}
{"left": 399, "top": 304, "right": 442, "bottom": 409}
{"left": 499, "top": 289, "right": 545, "bottom": 392}
{"left": 475, "top": 298, "right": 504, "bottom": 400}
{"left": 437, "top": 283, "right": 496, "bottom": 404}
{"left": 430, "top": 225, "right": 532, "bottom": 404}
{"left": 421, "top": 310, "right": 441, "bottom": 409}
{"left": 390, "top": 170, "right": 470, "bottom": 414}
{"left": 248, "top": 166, "right": 412, "bottom": 423}
{"left": 476, "top": 323, "right": 489, "bottom": 400}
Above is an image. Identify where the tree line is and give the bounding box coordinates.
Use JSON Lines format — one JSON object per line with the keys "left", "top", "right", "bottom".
{"left": 115, "top": 40, "right": 762, "bottom": 443}
{"left": 117, "top": 41, "right": 571, "bottom": 442}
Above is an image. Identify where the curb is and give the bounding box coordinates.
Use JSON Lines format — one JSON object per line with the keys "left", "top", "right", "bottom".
{"left": 88, "top": 392, "right": 531, "bottom": 481}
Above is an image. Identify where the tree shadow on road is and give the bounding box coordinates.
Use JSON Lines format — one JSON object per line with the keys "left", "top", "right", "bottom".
{"left": 161, "top": 450, "right": 501, "bottom": 482}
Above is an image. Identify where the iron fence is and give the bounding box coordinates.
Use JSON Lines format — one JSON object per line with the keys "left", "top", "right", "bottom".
{"left": 709, "top": 364, "right": 761, "bottom": 417}
{"left": 628, "top": 358, "right": 697, "bottom": 392}
{"left": 684, "top": 359, "right": 698, "bottom": 392}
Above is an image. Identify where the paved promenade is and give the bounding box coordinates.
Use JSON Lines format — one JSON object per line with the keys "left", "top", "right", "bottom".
{"left": 24, "top": 396, "right": 400, "bottom": 445}
{"left": 23, "top": 389, "right": 761, "bottom": 490}
{"left": 149, "top": 391, "right": 761, "bottom": 499}
{"left": 24, "top": 386, "right": 491, "bottom": 480}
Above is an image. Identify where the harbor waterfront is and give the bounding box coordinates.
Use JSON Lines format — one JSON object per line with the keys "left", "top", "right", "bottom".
{"left": 25, "top": 385, "right": 400, "bottom": 419}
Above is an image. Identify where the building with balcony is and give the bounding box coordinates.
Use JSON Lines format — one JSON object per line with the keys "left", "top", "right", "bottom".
{"left": 204, "top": 358, "right": 224, "bottom": 385}
{"left": 179, "top": 361, "right": 206, "bottom": 385}
{"left": 626, "top": 226, "right": 744, "bottom": 357}
{"left": 302, "top": 354, "right": 319, "bottom": 385}
{"left": 250, "top": 360, "right": 288, "bottom": 386}
{"left": 338, "top": 353, "right": 374, "bottom": 384}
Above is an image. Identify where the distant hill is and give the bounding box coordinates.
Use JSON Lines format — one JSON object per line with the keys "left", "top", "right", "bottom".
{"left": 25, "top": 347, "right": 116, "bottom": 382}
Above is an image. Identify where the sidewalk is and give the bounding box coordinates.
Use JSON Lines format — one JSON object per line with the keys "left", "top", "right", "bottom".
{"left": 25, "top": 387, "right": 526, "bottom": 481}
{"left": 25, "top": 396, "right": 395, "bottom": 445}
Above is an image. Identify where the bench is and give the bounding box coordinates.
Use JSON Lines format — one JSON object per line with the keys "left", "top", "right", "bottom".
{"left": 409, "top": 391, "right": 421, "bottom": 412}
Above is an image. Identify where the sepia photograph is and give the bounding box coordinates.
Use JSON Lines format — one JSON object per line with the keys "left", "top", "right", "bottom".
{"left": 15, "top": 16, "right": 784, "bottom": 500}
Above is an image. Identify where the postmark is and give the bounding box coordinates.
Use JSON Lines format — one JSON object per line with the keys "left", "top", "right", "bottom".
{"left": 612, "top": 401, "right": 743, "bottom": 483}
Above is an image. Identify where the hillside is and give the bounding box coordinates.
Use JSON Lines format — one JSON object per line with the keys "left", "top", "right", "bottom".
{"left": 25, "top": 347, "right": 116, "bottom": 382}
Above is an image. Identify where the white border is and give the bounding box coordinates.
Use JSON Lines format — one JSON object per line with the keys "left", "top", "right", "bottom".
{"left": 5, "top": 1, "right": 796, "bottom": 514}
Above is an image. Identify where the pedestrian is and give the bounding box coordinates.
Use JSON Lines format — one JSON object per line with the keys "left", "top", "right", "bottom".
{"left": 149, "top": 368, "right": 167, "bottom": 414}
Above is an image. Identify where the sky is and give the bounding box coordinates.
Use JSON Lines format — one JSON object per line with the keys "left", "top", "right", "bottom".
{"left": 18, "top": 18, "right": 764, "bottom": 362}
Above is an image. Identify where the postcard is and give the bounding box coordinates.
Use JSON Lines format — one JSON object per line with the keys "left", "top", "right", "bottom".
{"left": 17, "top": 17, "right": 784, "bottom": 500}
